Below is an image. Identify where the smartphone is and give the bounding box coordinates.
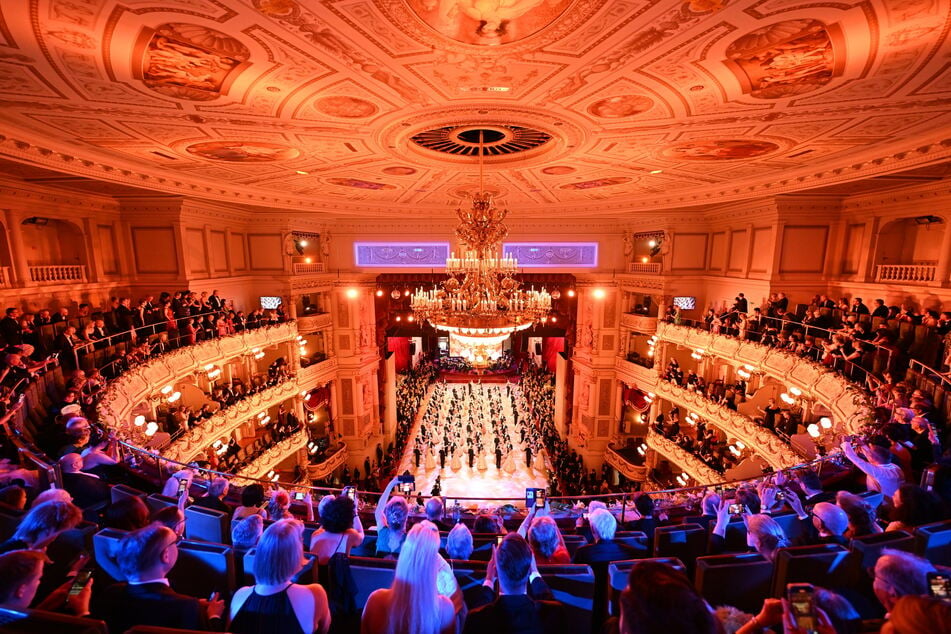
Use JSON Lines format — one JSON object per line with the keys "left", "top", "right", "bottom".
{"left": 177, "top": 479, "right": 188, "bottom": 496}
{"left": 496, "top": 535, "right": 504, "bottom": 546}
{"left": 922, "top": 466, "right": 937, "bottom": 492}
{"left": 294, "top": 490, "right": 306, "bottom": 501}
{"left": 787, "top": 583, "right": 818, "bottom": 633}
{"left": 729, "top": 503, "right": 744, "bottom": 515}
{"left": 399, "top": 482, "right": 413, "bottom": 494}
{"left": 525, "top": 488, "right": 537, "bottom": 508}
{"left": 775, "top": 490, "right": 787, "bottom": 501}
{"left": 68, "top": 568, "right": 93, "bottom": 597}
{"left": 928, "top": 572, "right": 951, "bottom": 599}
{"left": 534, "top": 488, "right": 546, "bottom": 509}
{"left": 343, "top": 486, "right": 357, "bottom": 502}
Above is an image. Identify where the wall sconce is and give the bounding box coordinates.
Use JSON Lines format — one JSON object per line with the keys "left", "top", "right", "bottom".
{"left": 690, "top": 348, "right": 708, "bottom": 361}
{"left": 145, "top": 422, "right": 159, "bottom": 437}
{"left": 133, "top": 415, "right": 146, "bottom": 427}
{"left": 167, "top": 391, "right": 181, "bottom": 403}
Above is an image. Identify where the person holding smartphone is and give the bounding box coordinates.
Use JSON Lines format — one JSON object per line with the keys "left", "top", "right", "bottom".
{"left": 0, "top": 550, "right": 93, "bottom": 618}
{"left": 309, "top": 494, "right": 364, "bottom": 565}
{"left": 374, "top": 477, "right": 411, "bottom": 558}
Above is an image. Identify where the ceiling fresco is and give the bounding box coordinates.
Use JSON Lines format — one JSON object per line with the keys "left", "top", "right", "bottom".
{"left": 0, "top": 0, "right": 947, "bottom": 216}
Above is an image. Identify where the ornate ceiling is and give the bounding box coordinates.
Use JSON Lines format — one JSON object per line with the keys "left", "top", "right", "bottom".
{"left": 0, "top": 0, "right": 949, "bottom": 217}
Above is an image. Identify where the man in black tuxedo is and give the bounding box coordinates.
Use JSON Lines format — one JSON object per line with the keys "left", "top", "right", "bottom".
{"left": 191, "top": 477, "right": 230, "bottom": 513}
{"left": 439, "top": 447, "right": 446, "bottom": 469}
{"left": 0, "top": 307, "right": 22, "bottom": 345}
{"left": 58, "top": 452, "right": 111, "bottom": 510}
{"left": 93, "top": 524, "right": 225, "bottom": 632}
{"left": 495, "top": 446, "right": 503, "bottom": 469}
{"left": 871, "top": 298, "right": 890, "bottom": 319}
{"left": 464, "top": 533, "right": 565, "bottom": 634}
{"left": 573, "top": 509, "right": 644, "bottom": 627}
{"left": 208, "top": 290, "right": 224, "bottom": 311}
{"left": 733, "top": 293, "right": 748, "bottom": 313}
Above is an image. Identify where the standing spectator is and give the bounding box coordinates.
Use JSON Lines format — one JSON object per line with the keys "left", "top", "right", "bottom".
{"left": 0, "top": 308, "right": 22, "bottom": 345}
{"left": 841, "top": 439, "right": 904, "bottom": 499}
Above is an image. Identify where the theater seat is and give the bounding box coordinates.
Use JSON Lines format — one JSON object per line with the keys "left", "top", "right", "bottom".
{"left": 695, "top": 552, "right": 773, "bottom": 613}
{"left": 563, "top": 534, "right": 587, "bottom": 559}
{"left": 915, "top": 519, "right": 951, "bottom": 567}
{"left": 168, "top": 540, "right": 236, "bottom": 600}
{"left": 125, "top": 628, "right": 208, "bottom": 634}
{"left": 537, "top": 563, "right": 596, "bottom": 634}
{"left": 145, "top": 493, "right": 179, "bottom": 514}
{"left": 184, "top": 505, "right": 230, "bottom": 545}
{"left": 607, "top": 558, "right": 685, "bottom": 617}
{"left": 614, "top": 531, "right": 649, "bottom": 553}
{"left": 0, "top": 607, "right": 108, "bottom": 633}
{"left": 92, "top": 527, "right": 128, "bottom": 582}
{"left": 110, "top": 484, "right": 148, "bottom": 505}
{"left": 653, "top": 524, "right": 707, "bottom": 574}
{"left": 771, "top": 544, "right": 851, "bottom": 597}
{"left": 447, "top": 559, "right": 488, "bottom": 610}
{"left": 846, "top": 531, "right": 916, "bottom": 619}
{"left": 242, "top": 549, "right": 318, "bottom": 586}
{"left": 349, "top": 556, "right": 397, "bottom": 609}
{"left": 0, "top": 503, "right": 24, "bottom": 542}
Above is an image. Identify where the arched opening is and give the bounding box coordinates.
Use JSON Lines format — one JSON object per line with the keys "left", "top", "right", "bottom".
{"left": 20, "top": 217, "right": 88, "bottom": 284}
{"left": 873, "top": 216, "right": 946, "bottom": 283}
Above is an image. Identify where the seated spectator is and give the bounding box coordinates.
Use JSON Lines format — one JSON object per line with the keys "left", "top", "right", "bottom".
{"left": 266, "top": 489, "right": 294, "bottom": 522}
{"left": 425, "top": 496, "right": 453, "bottom": 531}
{"left": 232, "top": 514, "right": 263, "bottom": 552}
{"left": 464, "top": 532, "right": 565, "bottom": 634}
{"left": 810, "top": 502, "right": 850, "bottom": 546}
{"left": 233, "top": 483, "right": 267, "bottom": 521}
{"left": 574, "top": 500, "right": 607, "bottom": 543}
{"left": 103, "top": 496, "right": 150, "bottom": 531}
{"left": 58, "top": 452, "right": 111, "bottom": 510}
{"left": 150, "top": 506, "right": 186, "bottom": 537}
{"left": 191, "top": 477, "right": 230, "bottom": 513}
{"left": 884, "top": 483, "right": 944, "bottom": 533}
{"left": 95, "top": 523, "right": 225, "bottom": 632}
{"left": 527, "top": 516, "right": 570, "bottom": 565}
{"left": 883, "top": 595, "right": 951, "bottom": 633}
{"left": 573, "top": 508, "right": 642, "bottom": 626}
{"left": 309, "top": 495, "right": 364, "bottom": 565}
{"left": 0, "top": 549, "right": 93, "bottom": 618}
{"left": 873, "top": 549, "right": 936, "bottom": 615}
{"left": 0, "top": 500, "right": 82, "bottom": 553}
{"left": 622, "top": 493, "right": 658, "bottom": 543}
{"left": 473, "top": 514, "right": 505, "bottom": 535}
{"left": 0, "top": 484, "right": 26, "bottom": 510}
{"left": 362, "top": 521, "right": 456, "bottom": 634}
{"left": 835, "top": 491, "right": 882, "bottom": 538}
{"left": 229, "top": 519, "right": 331, "bottom": 634}
{"left": 682, "top": 491, "right": 719, "bottom": 530}
{"left": 616, "top": 560, "right": 718, "bottom": 634}
{"left": 445, "top": 523, "right": 473, "bottom": 561}
{"left": 374, "top": 478, "right": 410, "bottom": 558}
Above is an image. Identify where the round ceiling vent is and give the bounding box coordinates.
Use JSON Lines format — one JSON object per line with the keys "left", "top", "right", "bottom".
{"left": 410, "top": 125, "right": 552, "bottom": 156}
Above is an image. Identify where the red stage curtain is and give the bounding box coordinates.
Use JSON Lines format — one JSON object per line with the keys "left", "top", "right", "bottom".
{"left": 622, "top": 386, "right": 649, "bottom": 411}
{"left": 541, "top": 337, "right": 564, "bottom": 372}
{"left": 388, "top": 337, "right": 411, "bottom": 373}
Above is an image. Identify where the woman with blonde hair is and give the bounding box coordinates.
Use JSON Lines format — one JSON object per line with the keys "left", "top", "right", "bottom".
{"left": 361, "top": 521, "right": 455, "bottom": 634}
{"left": 745, "top": 514, "right": 790, "bottom": 562}
{"left": 229, "top": 519, "right": 331, "bottom": 634}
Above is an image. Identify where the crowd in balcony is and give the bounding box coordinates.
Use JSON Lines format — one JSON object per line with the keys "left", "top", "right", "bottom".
{"left": 653, "top": 407, "right": 737, "bottom": 475}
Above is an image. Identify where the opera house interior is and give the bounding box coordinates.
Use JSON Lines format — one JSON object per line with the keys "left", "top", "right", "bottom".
{"left": 0, "top": 0, "right": 950, "bottom": 632}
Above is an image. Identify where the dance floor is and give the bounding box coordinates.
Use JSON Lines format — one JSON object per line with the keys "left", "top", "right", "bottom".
{"left": 397, "top": 383, "right": 548, "bottom": 504}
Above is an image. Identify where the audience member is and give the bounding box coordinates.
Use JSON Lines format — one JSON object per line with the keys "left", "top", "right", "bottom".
{"left": 233, "top": 483, "right": 267, "bottom": 521}
{"left": 191, "top": 477, "right": 230, "bottom": 513}
{"left": 231, "top": 514, "right": 264, "bottom": 552}
{"left": 0, "top": 500, "right": 82, "bottom": 553}
{"left": 445, "top": 523, "right": 474, "bottom": 561}
{"left": 309, "top": 495, "right": 365, "bottom": 565}
{"left": 229, "top": 519, "right": 331, "bottom": 634}
{"left": 617, "top": 561, "right": 719, "bottom": 634}
{"left": 872, "top": 550, "right": 936, "bottom": 615}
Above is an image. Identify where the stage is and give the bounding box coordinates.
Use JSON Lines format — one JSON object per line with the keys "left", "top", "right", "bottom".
{"left": 397, "top": 382, "right": 549, "bottom": 504}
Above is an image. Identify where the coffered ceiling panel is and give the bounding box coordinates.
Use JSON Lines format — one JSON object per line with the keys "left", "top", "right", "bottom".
{"left": 0, "top": 0, "right": 947, "bottom": 217}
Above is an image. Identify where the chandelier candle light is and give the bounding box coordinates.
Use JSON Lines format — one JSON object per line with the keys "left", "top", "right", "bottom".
{"left": 411, "top": 130, "right": 551, "bottom": 365}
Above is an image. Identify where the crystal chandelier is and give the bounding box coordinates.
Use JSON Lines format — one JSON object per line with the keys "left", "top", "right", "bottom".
{"left": 411, "top": 131, "right": 551, "bottom": 365}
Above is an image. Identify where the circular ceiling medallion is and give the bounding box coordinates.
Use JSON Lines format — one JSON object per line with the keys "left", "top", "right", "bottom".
{"left": 383, "top": 166, "right": 417, "bottom": 175}
{"left": 185, "top": 141, "right": 300, "bottom": 162}
{"left": 560, "top": 177, "right": 632, "bottom": 190}
{"left": 542, "top": 166, "right": 576, "bottom": 175}
{"left": 587, "top": 95, "right": 654, "bottom": 118}
{"left": 315, "top": 96, "right": 379, "bottom": 118}
{"left": 448, "top": 184, "right": 506, "bottom": 199}
{"left": 326, "top": 177, "right": 395, "bottom": 190}
{"left": 405, "top": 0, "right": 574, "bottom": 46}
{"left": 410, "top": 125, "right": 552, "bottom": 156}
{"left": 661, "top": 139, "right": 780, "bottom": 160}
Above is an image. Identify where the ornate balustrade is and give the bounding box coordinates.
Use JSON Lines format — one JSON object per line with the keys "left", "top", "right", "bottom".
{"left": 655, "top": 323, "right": 873, "bottom": 435}
{"left": 159, "top": 379, "right": 302, "bottom": 464}
{"left": 614, "top": 356, "right": 658, "bottom": 389}
{"left": 297, "top": 312, "right": 333, "bottom": 331}
{"left": 235, "top": 429, "right": 310, "bottom": 480}
{"left": 29, "top": 264, "right": 86, "bottom": 284}
{"left": 627, "top": 262, "right": 661, "bottom": 274}
{"left": 653, "top": 379, "right": 804, "bottom": 469}
{"left": 307, "top": 442, "right": 349, "bottom": 481}
{"left": 875, "top": 263, "right": 936, "bottom": 283}
{"left": 299, "top": 356, "right": 337, "bottom": 386}
{"left": 292, "top": 262, "right": 326, "bottom": 274}
{"left": 645, "top": 431, "right": 721, "bottom": 484}
{"left": 619, "top": 313, "right": 658, "bottom": 332}
{"left": 605, "top": 444, "right": 649, "bottom": 482}
{"left": 96, "top": 322, "right": 300, "bottom": 438}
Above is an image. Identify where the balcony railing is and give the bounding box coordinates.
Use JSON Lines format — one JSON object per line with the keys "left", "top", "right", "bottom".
{"left": 160, "top": 378, "right": 303, "bottom": 464}
{"left": 620, "top": 313, "right": 658, "bottom": 332}
{"left": 655, "top": 322, "right": 874, "bottom": 435}
{"left": 875, "top": 263, "right": 936, "bottom": 283}
{"left": 306, "top": 442, "right": 349, "bottom": 480}
{"left": 605, "top": 444, "right": 649, "bottom": 481}
{"left": 654, "top": 379, "right": 805, "bottom": 469}
{"left": 293, "top": 262, "right": 326, "bottom": 274}
{"left": 614, "top": 356, "right": 658, "bottom": 388}
{"left": 628, "top": 262, "right": 661, "bottom": 274}
{"left": 299, "top": 356, "right": 337, "bottom": 384}
{"left": 29, "top": 264, "right": 86, "bottom": 284}
{"left": 646, "top": 431, "right": 721, "bottom": 484}
{"left": 235, "top": 429, "right": 310, "bottom": 480}
{"left": 297, "top": 312, "right": 333, "bottom": 332}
